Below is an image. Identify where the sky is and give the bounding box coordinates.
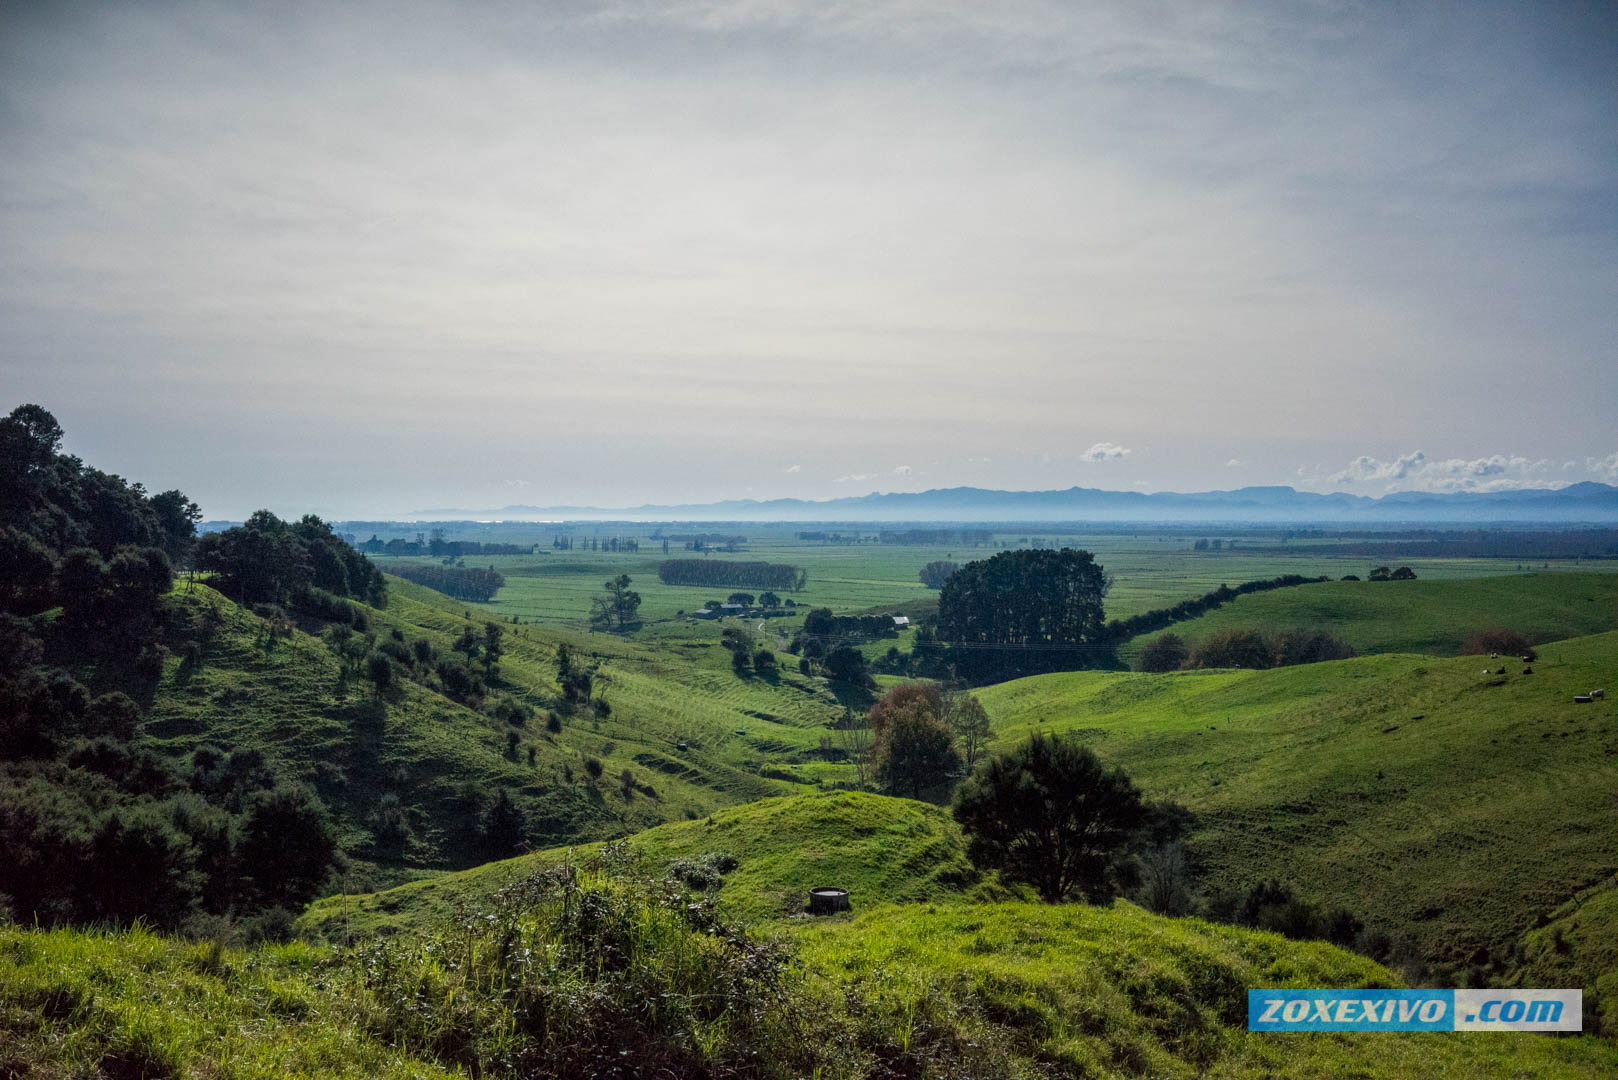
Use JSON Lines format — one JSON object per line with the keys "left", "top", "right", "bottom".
{"left": 2, "top": 0, "right": 1615, "bottom": 519}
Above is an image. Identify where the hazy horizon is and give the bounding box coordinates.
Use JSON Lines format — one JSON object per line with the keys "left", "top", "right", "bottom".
{"left": 4, "top": 1, "right": 1616, "bottom": 520}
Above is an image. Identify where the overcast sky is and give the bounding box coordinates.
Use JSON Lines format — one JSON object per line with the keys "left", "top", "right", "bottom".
{"left": 3, "top": 1, "right": 1615, "bottom": 519}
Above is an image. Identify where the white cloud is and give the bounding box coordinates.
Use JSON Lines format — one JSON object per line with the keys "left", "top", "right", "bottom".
{"left": 1080, "top": 442, "right": 1130, "bottom": 462}
{"left": 832, "top": 473, "right": 875, "bottom": 484}
{"left": 893, "top": 464, "right": 913, "bottom": 476}
{"left": 1327, "top": 451, "right": 1563, "bottom": 492}
{"left": 504, "top": 479, "right": 532, "bottom": 488}
{"left": 1587, "top": 452, "right": 1618, "bottom": 483}
{"left": 1225, "top": 458, "right": 1241, "bottom": 467}
{"left": 783, "top": 464, "right": 801, "bottom": 473}
{"left": 1563, "top": 460, "right": 1579, "bottom": 470}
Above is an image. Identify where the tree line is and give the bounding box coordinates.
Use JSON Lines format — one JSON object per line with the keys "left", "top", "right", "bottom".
{"left": 387, "top": 562, "right": 505, "bottom": 602}
{"left": 360, "top": 535, "right": 534, "bottom": 556}
{"left": 658, "top": 559, "right": 806, "bottom": 591}
{"left": 1102, "top": 574, "right": 1329, "bottom": 644}
{"left": 0, "top": 404, "right": 342, "bottom": 931}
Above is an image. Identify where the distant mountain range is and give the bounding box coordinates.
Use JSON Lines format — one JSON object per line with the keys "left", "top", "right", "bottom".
{"left": 406, "top": 481, "right": 1618, "bottom": 523}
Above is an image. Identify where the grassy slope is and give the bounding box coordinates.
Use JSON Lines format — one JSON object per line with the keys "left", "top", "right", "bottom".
{"left": 978, "top": 631, "right": 1618, "bottom": 972}
{"left": 11, "top": 901, "right": 1615, "bottom": 1079}
{"left": 798, "top": 903, "right": 1616, "bottom": 1079}
{"left": 298, "top": 790, "right": 1003, "bottom": 938}
{"left": 0, "top": 924, "right": 456, "bottom": 1079}
{"left": 1120, "top": 570, "right": 1617, "bottom": 663}
{"left": 1514, "top": 874, "right": 1618, "bottom": 1037}
{"left": 144, "top": 579, "right": 851, "bottom": 888}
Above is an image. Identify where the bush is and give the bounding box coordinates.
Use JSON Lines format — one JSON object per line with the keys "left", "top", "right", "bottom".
{"left": 1460, "top": 627, "right": 1536, "bottom": 658}
{"left": 1137, "top": 633, "right": 1188, "bottom": 673}
{"left": 1272, "top": 629, "right": 1354, "bottom": 666}
{"left": 1185, "top": 629, "right": 1274, "bottom": 670}
{"left": 584, "top": 757, "right": 604, "bottom": 780}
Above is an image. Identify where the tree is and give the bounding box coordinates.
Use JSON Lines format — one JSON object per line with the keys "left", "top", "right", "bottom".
{"left": 1390, "top": 566, "right": 1417, "bottom": 580}
{"left": 367, "top": 653, "right": 395, "bottom": 700}
{"left": 947, "top": 694, "right": 991, "bottom": 771}
{"left": 918, "top": 560, "right": 959, "bottom": 590}
{"left": 953, "top": 732, "right": 1146, "bottom": 903}
{"left": 758, "top": 591, "right": 780, "bottom": 608}
{"left": 591, "top": 574, "right": 641, "bottom": 631}
{"left": 237, "top": 784, "right": 339, "bottom": 909}
{"left": 727, "top": 592, "right": 755, "bottom": 607}
{"left": 874, "top": 696, "right": 960, "bottom": 797}
{"left": 937, "top": 548, "right": 1111, "bottom": 681}
{"left": 482, "top": 621, "right": 505, "bottom": 677}
{"left": 831, "top": 708, "right": 874, "bottom": 789}
{"left": 1368, "top": 566, "right": 1391, "bottom": 582}
{"left": 822, "top": 645, "right": 873, "bottom": 689}
{"left": 1138, "top": 633, "right": 1189, "bottom": 673}
{"left": 484, "top": 788, "right": 525, "bottom": 857}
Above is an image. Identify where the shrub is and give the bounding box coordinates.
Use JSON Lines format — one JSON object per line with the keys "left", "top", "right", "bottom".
{"left": 1272, "top": 629, "right": 1354, "bottom": 666}
{"left": 1185, "top": 629, "right": 1274, "bottom": 669}
{"left": 1137, "top": 633, "right": 1189, "bottom": 673}
{"left": 584, "top": 757, "right": 604, "bottom": 780}
{"left": 1460, "top": 628, "right": 1536, "bottom": 658}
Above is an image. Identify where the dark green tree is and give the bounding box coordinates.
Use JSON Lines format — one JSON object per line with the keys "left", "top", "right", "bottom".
{"left": 236, "top": 784, "right": 339, "bottom": 909}
{"left": 484, "top": 788, "right": 524, "bottom": 857}
{"left": 1137, "top": 633, "right": 1189, "bottom": 673}
{"left": 918, "top": 560, "right": 959, "bottom": 589}
{"left": 482, "top": 621, "right": 505, "bottom": 678}
{"left": 937, "top": 548, "right": 1111, "bottom": 681}
{"left": 953, "top": 732, "right": 1145, "bottom": 903}
{"left": 874, "top": 696, "right": 960, "bottom": 797}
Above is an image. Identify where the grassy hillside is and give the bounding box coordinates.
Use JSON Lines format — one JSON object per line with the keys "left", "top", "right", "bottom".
{"left": 134, "top": 573, "right": 907, "bottom": 890}
{"left": 796, "top": 903, "right": 1616, "bottom": 1079}
{"left": 1513, "top": 874, "right": 1618, "bottom": 1037}
{"left": 298, "top": 789, "right": 1003, "bottom": 938}
{"left": 1120, "top": 570, "right": 1616, "bottom": 663}
{"left": 978, "top": 631, "right": 1618, "bottom": 977}
{"left": 10, "top": 890, "right": 1616, "bottom": 1079}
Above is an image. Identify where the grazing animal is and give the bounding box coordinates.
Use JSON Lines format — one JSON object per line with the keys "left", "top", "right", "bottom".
{"left": 1592, "top": 689, "right": 1606, "bottom": 700}
{"left": 1522, "top": 667, "right": 1533, "bottom": 674}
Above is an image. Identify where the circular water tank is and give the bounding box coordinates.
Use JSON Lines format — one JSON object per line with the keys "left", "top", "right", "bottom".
{"left": 808, "top": 887, "right": 850, "bottom": 915}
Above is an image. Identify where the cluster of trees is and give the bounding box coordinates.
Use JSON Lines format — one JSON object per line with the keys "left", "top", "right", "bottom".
{"left": 198, "top": 510, "right": 387, "bottom": 610}
{"left": 1367, "top": 565, "right": 1417, "bottom": 581}
{"left": 918, "top": 560, "right": 959, "bottom": 590}
{"left": 720, "top": 627, "right": 777, "bottom": 676}
{"left": 551, "top": 535, "right": 640, "bottom": 552}
{"left": 657, "top": 559, "right": 806, "bottom": 591}
{"left": 1102, "top": 574, "right": 1329, "bottom": 644}
{"left": 589, "top": 574, "right": 642, "bottom": 631}
{"left": 878, "top": 529, "right": 994, "bottom": 545}
{"left": 843, "top": 683, "right": 992, "bottom": 796}
{"left": 1191, "top": 538, "right": 1235, "bottom": 551}
{"left": 1, "top": 404, "right": 197, "bottom": 636}
{"left": 359, "top": 535, "right": 532, "bottom": 556}
{"left": 786, "top": 607, "right": 876, "bottom": 687}
{"left": 387, "top": 562, "right": 504, "bottom": 602}
{"left": 936, "top": 549, "right": 1112, "bottom": 683}
{"left": 1138, "top": 628, "right": 1355, "bottom": 672}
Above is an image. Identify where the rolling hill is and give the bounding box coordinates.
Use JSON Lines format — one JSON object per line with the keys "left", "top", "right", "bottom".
{"left": 1119, "top": 570, "right": 1616, "bottom": 663}
{"left": 978, "top": 631, "right": 1618, "bottom": 987}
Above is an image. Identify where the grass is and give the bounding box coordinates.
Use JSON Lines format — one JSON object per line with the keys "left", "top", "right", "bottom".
{"left": 0, "top": 923, "right": 458, "bottom": 1079}
{"left": 297, "top": 789, "right": 1006, "bottom": 939}
{"left": 977, "top": 630, "right": 1618, "bottom": 977}
{"left": 12, "top": 881, "right": 1618, "bottom": 1079}
{"left": 1120, "top": 571, "right": 1617, "bottom": 663}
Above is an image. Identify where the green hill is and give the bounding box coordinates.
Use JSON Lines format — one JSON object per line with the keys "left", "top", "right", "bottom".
{"left": 297, "top": 789, "right": 1002, "bottom": 938}
{"left": 978, "top": 631, "right": 1618, "bottom": 982}
{"left": 134, "top": 572, "right": 888, "bottom": 893}
{"left": 10, "top": 886, "right": 1616, "bottom": 1079}
{"left": 1120, "top": 571, "right": 1616, "bottom": 664}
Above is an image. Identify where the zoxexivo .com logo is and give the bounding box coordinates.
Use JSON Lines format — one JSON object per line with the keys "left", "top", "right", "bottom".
{"left": 1249, "top": 989, "right": 1582, "bottom": 1032}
